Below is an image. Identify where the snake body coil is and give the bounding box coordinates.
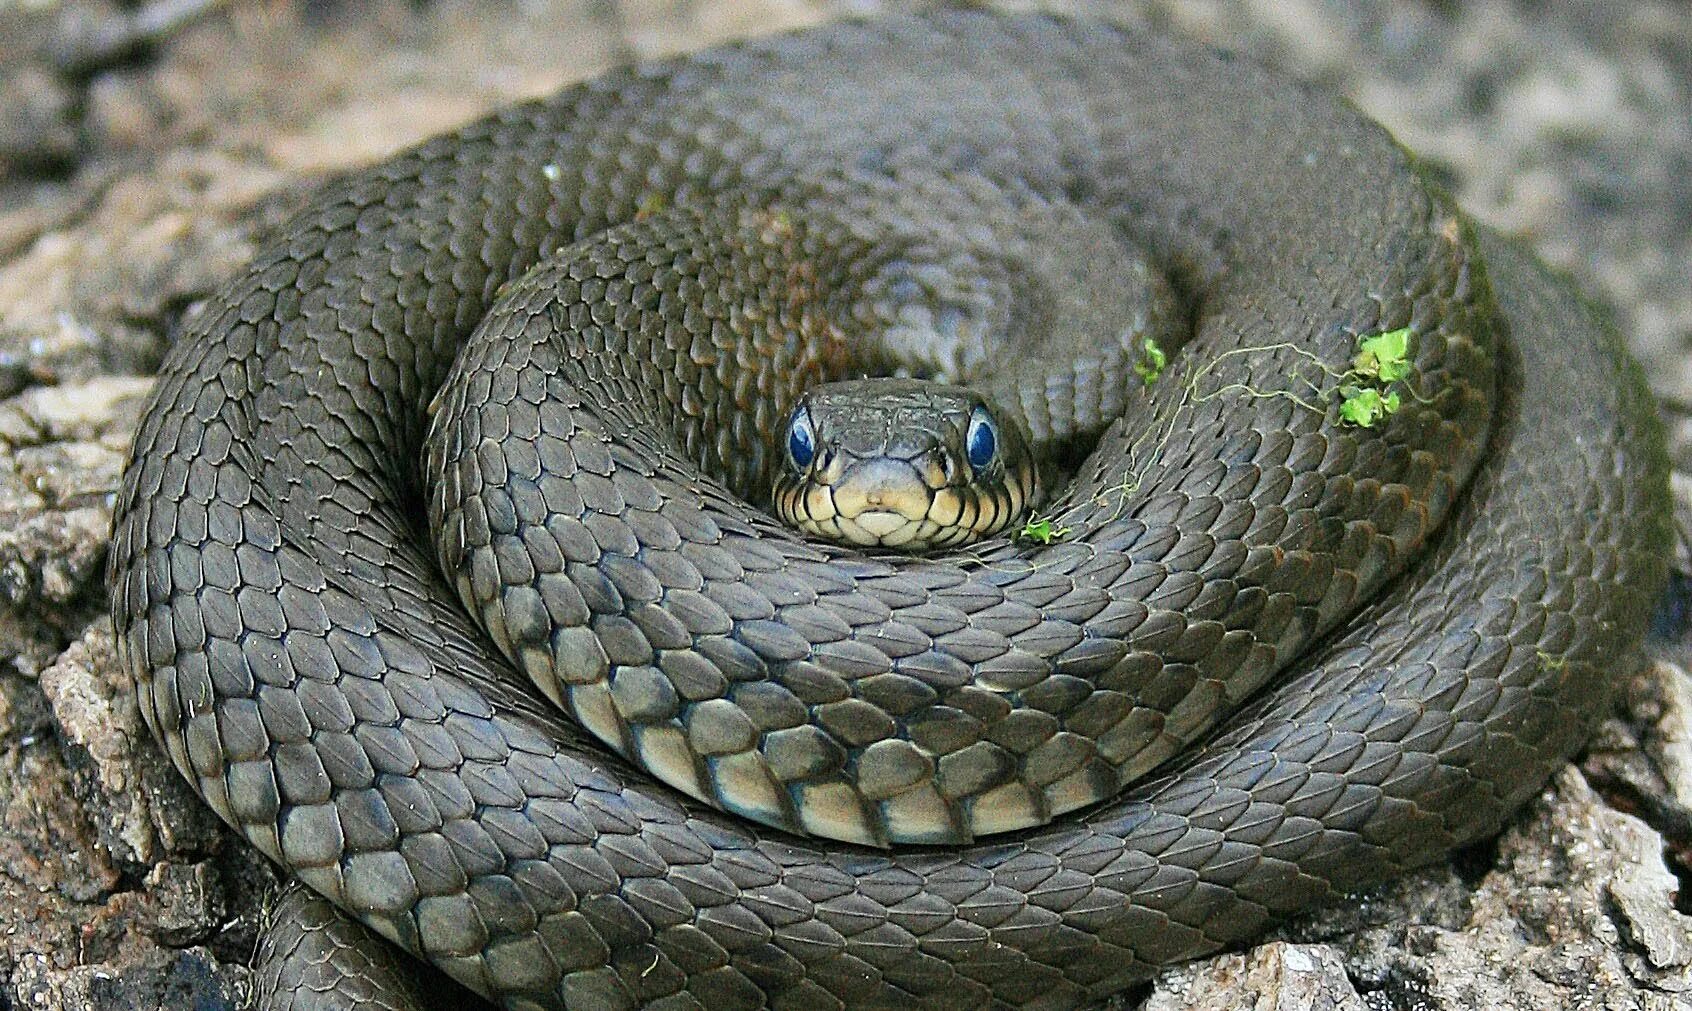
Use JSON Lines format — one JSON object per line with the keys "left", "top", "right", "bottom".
{"left": 109, "top": 14, "right": 1671, "bottom": 1011}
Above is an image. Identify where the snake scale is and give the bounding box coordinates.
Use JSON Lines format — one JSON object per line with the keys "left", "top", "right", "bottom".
{"left": 107, "top": 13, "right": 1672, "bottom": 1011}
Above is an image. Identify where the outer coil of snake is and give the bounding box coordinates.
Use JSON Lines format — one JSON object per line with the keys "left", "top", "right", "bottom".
{"left": 107, "top": 13, "right": 1671, "bottom": 1011}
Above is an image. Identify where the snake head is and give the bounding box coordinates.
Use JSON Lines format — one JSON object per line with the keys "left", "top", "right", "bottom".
{"left": 770, "top": 378, "right": 1036, "bottom": 550}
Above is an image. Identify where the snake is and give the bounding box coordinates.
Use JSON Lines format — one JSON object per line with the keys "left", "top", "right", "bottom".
{"left": 106, "top": 12, "right": 1672, "bottom": 1011}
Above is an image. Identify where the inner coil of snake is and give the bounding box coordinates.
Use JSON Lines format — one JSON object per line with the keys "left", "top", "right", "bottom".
{"left": 108, "top": 12, "right": 1671, "bottom": 1011}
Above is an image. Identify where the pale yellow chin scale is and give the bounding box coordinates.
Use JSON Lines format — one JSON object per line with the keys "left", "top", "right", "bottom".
{"left": 788, "top": 488, "right": 1020, "bottom": 550}
{"left": 848, "top": 509, "right": 908, "bottom": 539}
{"left": 810, "top": 506, "right": 934, "bottom": 548}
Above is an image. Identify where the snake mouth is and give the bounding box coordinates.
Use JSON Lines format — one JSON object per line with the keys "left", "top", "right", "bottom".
{"left": 834, "top": 508, "right": 927, "bottom": 548}
{"left": 799, "top": 458, "right": 939, "bottom": 548}
{"left": 849, "top": 509, "right": 913, "bottom": 538}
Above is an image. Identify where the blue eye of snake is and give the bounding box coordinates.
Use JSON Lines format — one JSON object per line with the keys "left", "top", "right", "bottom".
{"left": 965, "top": 407, "right": 997, "bottom": 472}
{"left": 787, "top": 408, "right": 816, "bottom": 470}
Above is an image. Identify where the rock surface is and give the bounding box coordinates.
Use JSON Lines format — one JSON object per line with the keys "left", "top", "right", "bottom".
{"left": 0, "top": 2, "right": 1687, "bottom": 1009}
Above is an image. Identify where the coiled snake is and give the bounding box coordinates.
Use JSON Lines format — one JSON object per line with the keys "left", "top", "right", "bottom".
{"left": 107, "top": 13, "right": 1672, "bottom": 1011}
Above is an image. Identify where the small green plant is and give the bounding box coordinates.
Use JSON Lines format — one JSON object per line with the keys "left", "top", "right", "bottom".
{"left": 1337, "top": 386, "right": 1402, "bottom": 427}
{"left": 1134, "top": 336, "right": 1167, "bottom": 385}
{"left": 1337, "top": 326, "right": 1413, "bottom": 428}
{"left": 1019, "top": 515, "right": 1071, "bottom": 544}
{"left": 1353, "top": 327, "right": 1412, "bottom": 383}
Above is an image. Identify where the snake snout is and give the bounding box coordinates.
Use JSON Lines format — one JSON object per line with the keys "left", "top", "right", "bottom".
{"left": 831, "top": 457, "right": 936, "bottom": 546}
{"left": 777, "top": 450, "right": 943, "bottom": 549}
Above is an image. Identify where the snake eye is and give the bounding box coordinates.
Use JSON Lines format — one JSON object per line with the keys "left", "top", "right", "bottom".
{"left": 965, "top": 406, "right": 997, "bottom": 473}
{"left": 787, "top": 407, "right": 816, "bottom": 471}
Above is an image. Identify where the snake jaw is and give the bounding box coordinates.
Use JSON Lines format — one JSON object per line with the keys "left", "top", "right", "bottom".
{"left": 853, "top": 510, "right": 915, "bottom": 537}
{"left": 778, "top": 454, "right": 939, "bottom": 548}
{"left": 816, "top": 456, "right": 940, "bottom": 548}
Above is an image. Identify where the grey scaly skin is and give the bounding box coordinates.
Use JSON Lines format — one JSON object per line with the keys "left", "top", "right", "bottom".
{"left": 110, "top": 13, "right": 1671, "bottom": 1011}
